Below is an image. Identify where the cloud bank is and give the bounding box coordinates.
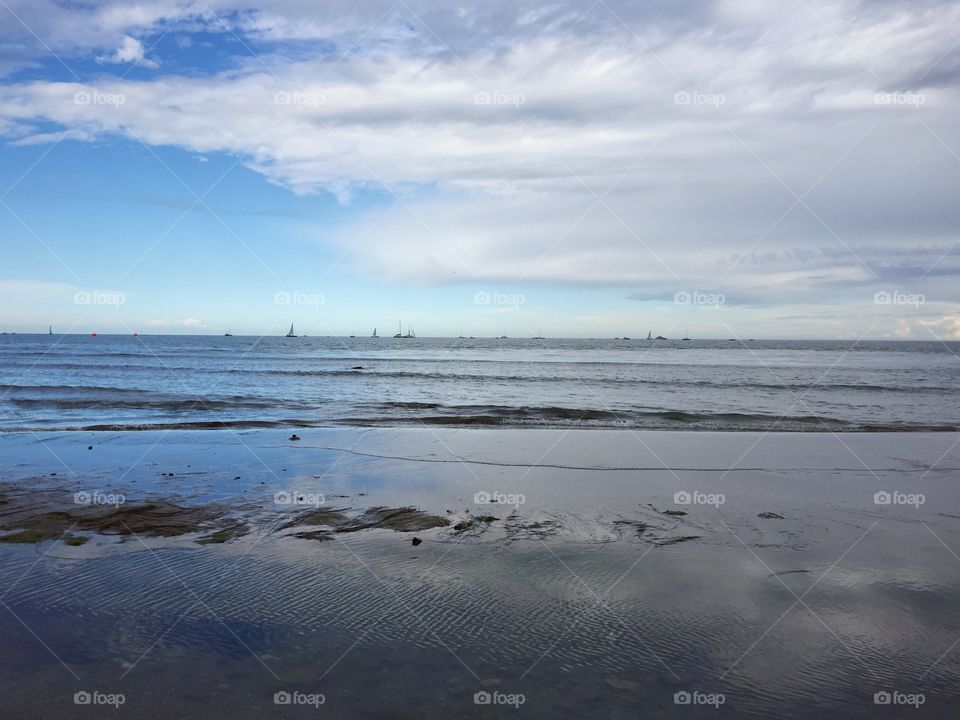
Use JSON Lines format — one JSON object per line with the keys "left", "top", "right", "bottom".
{"left": 0, "top": 0, "right": 958, "bottom": 334}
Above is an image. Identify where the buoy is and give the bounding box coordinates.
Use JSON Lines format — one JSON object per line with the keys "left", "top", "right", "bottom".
{"left": 91, "top": 332, "right": 97, "bottom": 337}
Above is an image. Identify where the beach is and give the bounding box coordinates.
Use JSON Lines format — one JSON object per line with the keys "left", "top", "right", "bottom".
{"left": 2, "top": 427, "right": 958, "bottom": 717}
{"left": 4, "top": 0, "right": 958, "bottom": 715}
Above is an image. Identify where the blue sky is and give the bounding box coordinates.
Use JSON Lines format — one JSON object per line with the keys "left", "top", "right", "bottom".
{"left": 0, "top": 0, "right": 958, "bottom": 338}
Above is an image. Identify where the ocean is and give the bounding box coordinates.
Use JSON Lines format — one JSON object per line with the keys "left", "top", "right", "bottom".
{"left": 1, "top": 334, "right": 957, "bottom": 432}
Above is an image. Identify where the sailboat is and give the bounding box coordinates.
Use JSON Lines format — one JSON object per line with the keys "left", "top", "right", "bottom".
{"left": 682, "top": 331, "right": 690, "bottom": 341}
{"left": 48, "top": 325, "right": 52, "bottom": 336}
{"left": 393, "top": 320, "right": 402, "bottom": 338}
{"left": 402, "top": 325, "right": 416, "bottom": 339}
{"left": 532, "top": 330, "right": 545, "bottom": 339}
{"left": 224, "top": 329, "right": 233, "bottom": 337}
{"left": 285, "top": 323, "right": 297, "bottom": 338}
{"left": 647, "top": 331, "right": 652, "bottom": 340}
{"left": 371, "top": 327, "right": 378, "bottom": 338}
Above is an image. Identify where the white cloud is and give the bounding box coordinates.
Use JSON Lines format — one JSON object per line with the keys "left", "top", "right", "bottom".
{"left": 0, "top": 279, "right": 77, "bottom": 300}
{"left": 0, "top": 0, "right": 957, "bottom": 317}
{"left": 96, "top": 35, "right": 159, "bottom": 69}
{"left": 11, "top": 128, "right": 94, "bottom": 145}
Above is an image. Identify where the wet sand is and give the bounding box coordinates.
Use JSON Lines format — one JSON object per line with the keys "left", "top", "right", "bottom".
{"left": 1, "top": 428, "right": 959, "bottom": 718}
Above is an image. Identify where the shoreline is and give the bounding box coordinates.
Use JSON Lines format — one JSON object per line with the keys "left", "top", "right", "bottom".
{"left": 4, "top": 419, "right": 959, "bottom": 433}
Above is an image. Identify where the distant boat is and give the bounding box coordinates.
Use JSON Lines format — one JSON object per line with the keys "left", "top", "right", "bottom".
{"left": 532, "top": 330, "right": 545, "bottom": 339}
{"left": 393, "top": 320, "right": 402, "bottom": 338}
{"left": 48, "top": 325, "right": 52, "bottom": 336}
{"left": 403, "top": 325, "right": 416, "bottom": 339}
{"left": 622, "top": 336, "right": 630, "bottom": 340}
{"left": 682, "top": 331, "right": 690, "bottom": 341}
{"left": 224, "top": 329, "right": 233, "bottom": 337}
{"left": 285, "top": 323, "right": 297, "bottom": 338}
{"left": 647, "top": 331, "right": 652, "bottom": 340}
{"left": 372, "top": 327, "right": 378, "bottom": 338}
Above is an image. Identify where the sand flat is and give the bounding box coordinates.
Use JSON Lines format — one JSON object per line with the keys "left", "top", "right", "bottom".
{"left": 0, "top": 428, "right": 958, "bottom": 718}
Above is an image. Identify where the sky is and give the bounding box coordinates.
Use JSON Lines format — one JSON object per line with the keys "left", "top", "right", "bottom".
{"left": 0, "top": 0, "right": 958, "bottom": 339}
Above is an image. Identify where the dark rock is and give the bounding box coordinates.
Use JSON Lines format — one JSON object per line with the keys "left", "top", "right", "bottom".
{"left": 411, "top": 537, "right": 422, "bottom": 546}
{"left": 336, "top": 507, "right": 450, "bottom": 533}
{"left": 291, "top": 529, "right": 333, "bottom": 542}
{"left": 656, "top": 535, "right": 701, "bottom": 546}
{"left": 289, "top": 434, "right": 301, "bottom": 441}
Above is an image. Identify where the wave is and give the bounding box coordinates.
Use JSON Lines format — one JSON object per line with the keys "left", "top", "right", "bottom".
{"left": 3, "top": 371, "right": 949, "bottom": 395}
{"left": 6, "top": 405, "right": 956, "bottom": 433}
{"left": 343, "top": 405, "right": 856, "bottom": 429}
{"left": 7, "top": 397, "right": 311, "bottom": 411}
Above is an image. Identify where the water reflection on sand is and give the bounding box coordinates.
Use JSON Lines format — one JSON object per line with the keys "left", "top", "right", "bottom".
{"left": 1, "top": 428, "right": 959, "bottom": 718}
